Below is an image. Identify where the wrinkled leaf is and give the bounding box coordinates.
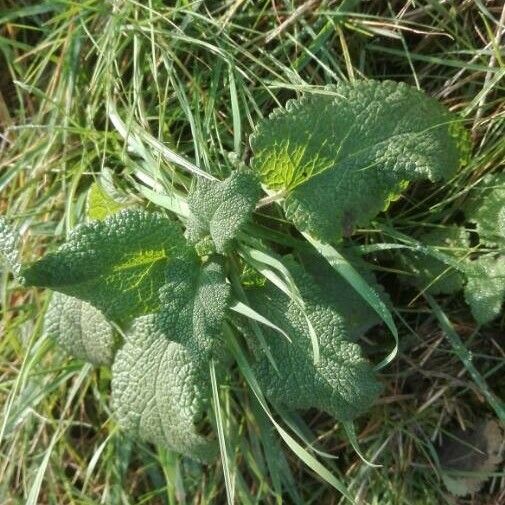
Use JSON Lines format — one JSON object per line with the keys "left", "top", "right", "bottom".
{"left": 251, "top": 80, "right": 464, "bottom": 241}
{"left": 0, "top": 216, "right": 21, "bottom": 277}
{"left": 244, "top": 261, "right": 382, "bottom": 421}
{"left": 111, "top": 252, "right": 231, "bottom": 460}
{"left": 186, "top": 169, "right": 261, "bottom": 253}
{"left": 464, "top": 255, "right": 505, "bottom": 325}
{"left": 112, "top": 314, "right": 217, "bottom": 461}
{"left": 23, "top": 209, "right": 187, "bottom": 324}
{"left": 44, "top": 292, "right": 116, "bottom": 365}
{"left": 159, "top": 253, "right": 230, "bottom": 358}
{"left": 464, "top": 173, "right": 505, "bottom": 246}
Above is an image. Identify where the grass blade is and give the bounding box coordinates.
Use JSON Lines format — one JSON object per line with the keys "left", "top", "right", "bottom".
{"left": 303, "top": 233, "right": 398, "bottom": 370}
{"left": 210, "top": 359, "right": 235, "bottom": 505}
{"left": 425, "top": 294, "right": 505, "bottom": 422}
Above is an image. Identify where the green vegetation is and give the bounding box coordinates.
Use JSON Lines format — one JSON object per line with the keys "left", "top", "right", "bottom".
{"left": 1, "top": 1, "right": 504, "bottom": 504}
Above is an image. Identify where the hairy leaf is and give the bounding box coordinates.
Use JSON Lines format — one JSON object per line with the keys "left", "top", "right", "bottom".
{"left": 464, "top": 173, "right": 505, "bottom": 246}
{"left": 111, "top": 253, "right": 230, "bottom": 460}
{"left": 159, "top": 253, "right": 230, "bottom": 358}
{"left": 464, "top": 256, "right": 505, "bottom": 325}
{"left": 299, "top": 251, "right": 389, "bottom": 339}
{"left": 186, "top": 170, "right": 261, "bottom": 253}
{"left": 0, "top": 216, "right": 21, "bottom": 277}
{"left": 112, "top": 314, "right": 216, "bottom": 461}
{"left": 245, "top": 263, "right": 381, "bottom": 421}
{"left": 251, "top": 80, "right": 463, "bottom": 241}
{"left": 23, "top": 209, "right": 187, "bottom": 324}
{"left": 44, "top": 292, "right": 116, "bottom": 365}
{"left": 404, "top": 225, "right": 469, "bottom": 295}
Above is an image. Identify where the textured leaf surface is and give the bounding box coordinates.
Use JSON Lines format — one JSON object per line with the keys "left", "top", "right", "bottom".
{"left": 186, "top": 170, "right": 261, "bottom": 253}
{"left": 111, "top": 314, "right": 216, "bottom": 460}
{"left": 405, "top": 226, "right": 469, "bottom": 295}
{"left": 464, "top": 256, "right": 505, "bottom": 325}
{"left": 0, "top": 216, "right": 21, "bottom": 277}
{"left": 299, "top": 251, "right": 389, "bottom": 339}
{"left": 251, "top": 80, "right": 463, "bottom": 240}
{"left": 86, "top": 182, "right": 127, "bottom": 221}
{"left": 159, "top": 254, "right": 230, "bottom": 358}
{"left": 245, "top": 263, "right": 381, "bottom": 421}
{"left": 23, "top": 209, "right": 187, "bottom": 324}
{"left": 464, "top": 173, "right": 505, "bottom": 246}
{"left": 44, "top": 292, "right": 116, "bottom": 365}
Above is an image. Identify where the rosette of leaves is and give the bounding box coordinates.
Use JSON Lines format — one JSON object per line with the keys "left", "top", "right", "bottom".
{"left": 0, "top": 80, "right": 469, "bottom": 461}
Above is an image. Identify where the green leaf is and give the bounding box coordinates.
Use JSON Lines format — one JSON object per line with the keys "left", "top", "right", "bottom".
{"left": 111, "top": 314, "right": 217, "bottom": 461}
{"left": 186, "top": 169, "right": 261, "bottom": 253}
{"left": 159, "top": 254, "right": 230, "bottom": 358}
{"left": 0, "top": 216, "right": 21, "bottom": 277}
{"left": 244, "top": 262, "right": 382, "bottom": 422}
{"left": 464, "top": 255, "right": 505, "bottom": 325}
{"left": 301, "top": 234, "right": 398, "bottom": 370}
{"left": 224, "top": 327, "right": 355, "bottom": 502}
{"left": 464, "top": 173, "right": 505, "bottom": 246}
{"left": 299, "top": 250, "right": 389, "bottom": 340}
{"left": 403, "top": 225, "right": 469, "bottom": 295}
{"left": 111, "top": 253, "right": 231, "bottom": 460}
{"left": 23, "top": 209, "right": 187, "bottom": 324}
{"left": 44, "top": 292, "right": 116, "bottom": 365}
{"left": 86, "top": 182, "right": 127, "bottom": 221}
{"left": 251, "top": 80, "right": 463, "bottom": 241}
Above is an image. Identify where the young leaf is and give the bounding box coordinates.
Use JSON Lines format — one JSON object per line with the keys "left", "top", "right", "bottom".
{"left": 186, "top": 169, "right": 261, "bottom": 254}
{"left": 251, "top": 80, "right": 464, "bottom": 241}
{"left": 86, "top": 182, "right": 128, "bottom": 221}
{"left": 44, "top": 292, "right": 116, "bottom": 366}
{"left": 111, "top": 314, "right": 217, "bottom": 461}
{"left": 464, "top": 256, "right": 505, "bottom": 325}
{"left": 464, "top": 172, "right": 505, "bottom": 246}
{"left": 23, "top": 209, "right": 187, "bottom": 324}
{"left": 243, "top": 263, "right": 382, "bottom": 422}
{"left": 159, "top": 253, "right": 231, "bottom": 358}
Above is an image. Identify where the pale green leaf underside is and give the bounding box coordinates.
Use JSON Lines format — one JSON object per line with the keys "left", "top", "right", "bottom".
{"left": 23, "top": 209, "right": 187, "bottom": 324}
{"left": 186, "top": 170, "right": 261, "bottom": 253}
{"left": 405, "top": 225, "right": 469, "bottom": 295}
{"left": 111, "top": 314, "right": 216, "bottom": 461}
{"left": 251, "top": 80, "right": 462, "bottom": 240}
{"left": 0, "top": 216, "right": 21, "bottom": 277}
{"left": 86, "top": 182, "right": 128, "bottom": 221}
{"left": 464, "top": 256, "right": 505, "bottom": 325}
{"left": 159, "top": 254, "right": 230, "bottom": 358}
{"left": 44, "top": 292, "right": 116, "bottom": 366}
{"left": 245, "top": 262, "right": 382, "bottom": 422}
{"left": 464, "top": 173, "right": 505, "bottom": 246}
